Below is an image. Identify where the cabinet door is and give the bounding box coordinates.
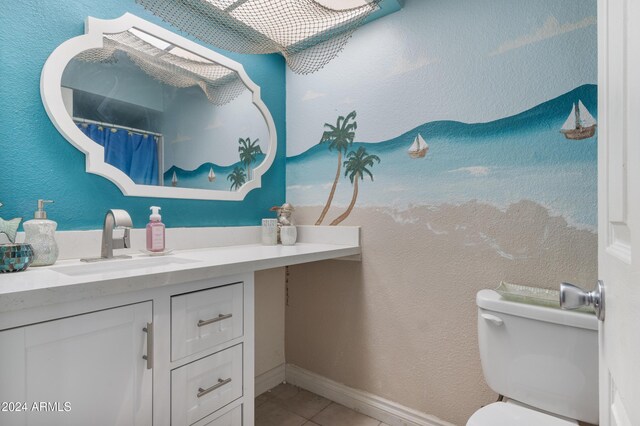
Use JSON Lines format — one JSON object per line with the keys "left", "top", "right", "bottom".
{"left": 0, "top": 302, "right": 153, "bottom": 426}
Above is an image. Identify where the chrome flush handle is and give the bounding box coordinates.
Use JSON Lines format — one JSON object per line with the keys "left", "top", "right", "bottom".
{"left": 197, "top": 378, "right": 232, "bottom": 398}
{"left": 560, "top": 280, "right": 605, "bottom": 321}
{"left": 197, "top": 313, "right": 233, "bottom": 327}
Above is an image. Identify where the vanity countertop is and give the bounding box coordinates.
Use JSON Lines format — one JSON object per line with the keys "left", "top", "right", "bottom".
{"left": 0, "top": 226, "right": 360, "bottom": 313}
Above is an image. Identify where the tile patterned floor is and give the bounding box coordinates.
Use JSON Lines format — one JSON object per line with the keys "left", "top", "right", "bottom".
{"left": 256, "top": 383, "right": 389, "bottom": 426}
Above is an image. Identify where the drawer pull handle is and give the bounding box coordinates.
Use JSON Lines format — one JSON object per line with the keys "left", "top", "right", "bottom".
{"left": 198, "top": 313, "right": 233, "bottom": 327}
{"left": 142, "top": 322, "right": 153, "bottom": 370}
{"left": 197, "top": 378, "right": 232, "bottom": 398}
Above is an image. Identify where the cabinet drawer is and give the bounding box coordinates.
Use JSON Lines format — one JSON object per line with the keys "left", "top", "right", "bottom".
{"left": 172, "top": 283, "right": 243, "bottom": 361}
{"left": 194, "top": 405, "right": 242, "bottom": 426}
{"left": 171, "top": 344, "right": 243, "bottom": 426}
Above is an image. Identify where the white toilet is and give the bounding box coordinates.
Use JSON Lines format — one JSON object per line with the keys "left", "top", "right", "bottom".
{"left": 467, "top": 289, "right": 599, "bottom": 426}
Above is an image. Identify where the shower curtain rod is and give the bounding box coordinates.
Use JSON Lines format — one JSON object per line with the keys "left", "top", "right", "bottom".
{"left": 73, "top": 117, "right": 163, "bottom": 138}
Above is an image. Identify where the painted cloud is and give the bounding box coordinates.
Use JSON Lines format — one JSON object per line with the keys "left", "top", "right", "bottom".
{"left": 490, "top": 15, "right": 596, "bottom": 56}
{"left": 302, "top": 89, "right": 327, "bottom": 101}
{"left": 388, "top": 52, "right": 440, "bottom": 78}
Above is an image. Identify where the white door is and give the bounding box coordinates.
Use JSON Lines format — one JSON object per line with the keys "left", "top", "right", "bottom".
{"left": 597, "top": 0, "right": 640, "bottom": 423}
{"left": 0, "top": 302, "right": 153, "bottom": 426}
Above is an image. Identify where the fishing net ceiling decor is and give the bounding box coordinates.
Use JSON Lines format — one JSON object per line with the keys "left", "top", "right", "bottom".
{"left": 135, "top": 0, "right": 382, "bottom": 74}
{"left": 76, "top": 29, "right": 248, "bottom": 105}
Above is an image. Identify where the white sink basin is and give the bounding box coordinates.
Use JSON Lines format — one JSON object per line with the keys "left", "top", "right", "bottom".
{"left": 52, "top": 256, "right": 199, "bottom": 276}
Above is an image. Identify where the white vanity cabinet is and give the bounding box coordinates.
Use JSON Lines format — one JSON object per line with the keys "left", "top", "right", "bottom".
{"left": 0, "top": 231, "right": 360, "bottom": 426}
{"left": 0, "top": 274, "right": 254, "bottom": 426}
{"left": 0, "top": 302, "right": 153, "bottom": 426}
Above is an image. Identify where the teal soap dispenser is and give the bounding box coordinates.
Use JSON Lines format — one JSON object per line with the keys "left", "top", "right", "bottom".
{"left": 23, "top": 200, "right": 59, "bottom": 266}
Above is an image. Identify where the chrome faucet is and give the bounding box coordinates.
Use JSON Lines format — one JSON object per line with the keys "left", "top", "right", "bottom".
{"left": 81, "top": 209, "right": 133, "bottom": 262}
{"left": 101, "top": 209, "right": 133, "bottom": 259}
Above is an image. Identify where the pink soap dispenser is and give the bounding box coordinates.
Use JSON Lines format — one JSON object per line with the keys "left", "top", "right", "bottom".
{"left": 146, "top": 206, "right": 165, "bottom": 252}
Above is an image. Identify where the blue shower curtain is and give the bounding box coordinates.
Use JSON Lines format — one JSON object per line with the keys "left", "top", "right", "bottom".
{"left": 78, "top": 123, "right": 159, "bottom": 185}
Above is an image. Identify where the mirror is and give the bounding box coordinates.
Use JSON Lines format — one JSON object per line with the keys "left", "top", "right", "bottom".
{"left": 41, "top": 13, "right": 276, "bottom": 200}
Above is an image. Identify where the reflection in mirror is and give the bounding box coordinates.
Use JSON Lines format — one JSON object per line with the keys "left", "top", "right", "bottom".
{"left": 42, "top": 14, "right": 276, "bottom": 200}
{"left": 59, "top": 26, "right": 269, "bottom": 192}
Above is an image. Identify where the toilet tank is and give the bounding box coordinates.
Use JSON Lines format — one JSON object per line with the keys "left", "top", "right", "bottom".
{"left": 476, "top": 289, "right": 598, "bottom": 424}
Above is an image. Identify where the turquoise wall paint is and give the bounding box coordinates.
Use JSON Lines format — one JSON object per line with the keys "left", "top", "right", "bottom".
{"left": 364, "top": 0, "right": 403, "bottom": 24}
{"left": 0, "top": 0, "right": 286, "bottom": 230}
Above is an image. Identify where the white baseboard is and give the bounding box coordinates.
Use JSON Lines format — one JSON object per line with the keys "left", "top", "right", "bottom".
{"left": 255, "top": 363, "right": 286, "bottom": 396}
{"left": 285, "top": 364, "right": 455, "bottom": 426}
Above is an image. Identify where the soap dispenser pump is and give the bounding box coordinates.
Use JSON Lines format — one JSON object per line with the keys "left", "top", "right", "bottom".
{"left": 23, "top": 199, "right": 59, "bottom": 266}
{"left": 146, "top": 206, "right": 165, "bottom": 252}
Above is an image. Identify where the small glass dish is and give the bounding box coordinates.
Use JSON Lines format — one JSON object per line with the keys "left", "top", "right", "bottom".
{"left": 139, "top": 248, "right": 174, "bottom": 257}
{"left": 0, "top": 243, "right": 34, "bottom": 273}
{"left": 495, "top": 281, "right": 594, "bottom": 313}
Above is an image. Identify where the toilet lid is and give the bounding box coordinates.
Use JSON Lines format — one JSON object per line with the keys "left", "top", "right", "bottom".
{"left": 466, "top": 402, "right": 578, "bottom": 426}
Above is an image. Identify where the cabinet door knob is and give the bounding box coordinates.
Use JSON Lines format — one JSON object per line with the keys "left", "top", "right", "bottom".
{"left": 197, "top": 378, "right": 232, "bottom": 398}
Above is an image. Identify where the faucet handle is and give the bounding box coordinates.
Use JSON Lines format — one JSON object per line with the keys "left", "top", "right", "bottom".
{"left": 110, "top": 209, "right": 133, "bottom": 229}
{"left": 113, "top": 209, "right": 132, "bottom": 249}
{"left": 104, "top": 209, "right": 133, "bottom": 252}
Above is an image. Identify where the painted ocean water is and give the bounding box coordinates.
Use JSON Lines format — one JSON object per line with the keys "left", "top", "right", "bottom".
{"left": 164, "top": 153, "right": 266, "bottom": 191}
{"left": 287, "top": 85, "right": 597, "bottom": 230}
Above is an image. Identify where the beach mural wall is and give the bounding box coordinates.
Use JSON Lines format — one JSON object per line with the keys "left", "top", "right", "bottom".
{"left": 284, "top": 1, "right": 597, "bottom": 424}
{"left": 161, "top": 88, "right": 270, "bottom": 190}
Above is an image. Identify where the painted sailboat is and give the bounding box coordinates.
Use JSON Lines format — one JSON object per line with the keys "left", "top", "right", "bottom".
{"left": 560, "top": 100, "right": 597, "bottom": 140}
{"left": 208, "top": 167, "right": 216, "bottom": 182}
{"left": 408, "top": 133, "right": 429, "bottom": 158}
{"left": 171, "top": 171, "right": 178, "bottom": 187}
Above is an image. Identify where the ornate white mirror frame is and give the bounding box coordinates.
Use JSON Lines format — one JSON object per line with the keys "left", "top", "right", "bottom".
{"left": 40, "top": 13, "right": 277, "bottom": 201}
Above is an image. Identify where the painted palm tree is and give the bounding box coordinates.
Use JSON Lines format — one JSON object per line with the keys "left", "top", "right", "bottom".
{"left": 330, "top": 146, "right": 380, "bottom": 226}
{"left": 227, "top": 166, "right": 247, "bottom": 191}
{"left": 238, "top": 137, "right": 262, "bottom": 180}
{"left": 315, "top": 110, "right": 357, "bottom": 225}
